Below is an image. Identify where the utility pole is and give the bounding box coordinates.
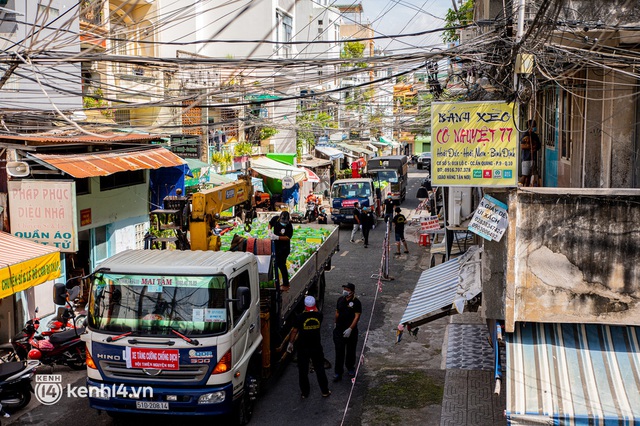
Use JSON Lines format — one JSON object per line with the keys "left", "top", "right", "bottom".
{"left": 514, "top": 0, "right": 526, "bottom": 91}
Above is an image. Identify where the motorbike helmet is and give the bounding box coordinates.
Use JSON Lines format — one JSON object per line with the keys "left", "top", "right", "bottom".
{"left": 28, "top": 349, "right": 42, "bottom": 360}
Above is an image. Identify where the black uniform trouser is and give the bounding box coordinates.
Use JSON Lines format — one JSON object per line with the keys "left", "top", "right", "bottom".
{"left": 333, "top": 327, "right": 358, "bottom": 376}
{"left": 275, "top": 252, "right": 289, "bottom": 287}
{"left": 297, "top": 346, "right": 329, "bottom": 396}
{"left": 362, "top": 227, "right": 371, "bottom": 245}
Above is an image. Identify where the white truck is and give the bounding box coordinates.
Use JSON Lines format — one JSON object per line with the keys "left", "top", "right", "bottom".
{"left": 83, "top": 223, "right": 339, "bottom": 424}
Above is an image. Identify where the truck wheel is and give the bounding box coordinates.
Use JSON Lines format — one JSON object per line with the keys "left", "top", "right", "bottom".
{"left": 233, "top": 389, "right": 253, "bottom": 426}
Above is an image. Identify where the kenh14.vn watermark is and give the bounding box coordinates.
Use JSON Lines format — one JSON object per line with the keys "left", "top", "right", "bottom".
{"left": 35, "top": 374, "right": 153, "bottom": 405}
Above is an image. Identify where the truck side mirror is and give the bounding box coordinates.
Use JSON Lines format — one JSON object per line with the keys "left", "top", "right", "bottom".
{"left": 236, "top": 287, "right": 251, "bottom": 313}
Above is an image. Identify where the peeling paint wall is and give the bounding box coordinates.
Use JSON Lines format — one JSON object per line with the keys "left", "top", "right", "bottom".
{"left": 485, "top": 189, "right": 640, "bottom": 332}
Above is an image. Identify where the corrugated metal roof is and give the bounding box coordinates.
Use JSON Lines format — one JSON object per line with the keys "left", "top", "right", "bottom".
{"left": 31, "top": 147, "right": 187, "bottom": 178}
{"left": 507, "top": 322, "right": 640, "bottom": 424}
{"left": 0, "top": 133, "right": 164, "bottom": 146}
{"left": 298, "top": 156, "right": 332, "bottom": 168}
{"left": 400, "top": 257, "right": 460, "bottom": 325}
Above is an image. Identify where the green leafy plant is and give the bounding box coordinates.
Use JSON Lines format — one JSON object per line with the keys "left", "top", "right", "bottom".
{"left": 443, "top": 0, "right": 474, "bottom": 43}
{"left": 83, "top": 88, "right": 113, "bottom": 118}
{"left": 211, "top": 151, "right": 233, "bottom": 171}
{"left": 233, "top": 141, "right": 254, "bottom": 157}
{"left": 259, "top": 126, "right": 278, "bottom": 140}
{"left": 341, "top": 41, "right": 368, "bottom": 68}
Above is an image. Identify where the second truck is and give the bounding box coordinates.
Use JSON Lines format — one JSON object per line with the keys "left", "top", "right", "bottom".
{"left": 81, "top": 174, "right": 339, "bottom": 423}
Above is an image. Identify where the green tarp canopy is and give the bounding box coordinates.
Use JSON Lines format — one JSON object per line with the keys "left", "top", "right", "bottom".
{"left": 266, "top": 153, "right": 297, "bottom": 165}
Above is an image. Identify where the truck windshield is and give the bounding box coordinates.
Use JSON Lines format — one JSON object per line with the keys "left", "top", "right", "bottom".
{"left": 88, "top": 273, "right": 228, "bottom": 337}
{"left": 331, "top": 182, "right": 372, "bottom": 199}
{"left": 373, "top": 170, "right": 398, "bottom": 183}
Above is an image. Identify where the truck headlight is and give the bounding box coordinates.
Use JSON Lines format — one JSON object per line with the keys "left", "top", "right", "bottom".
{"left": 198, "top": 391, "right": 226, "bottom": 404}
{"left": 88, "top": 385, "right": 110, "bottom": 400}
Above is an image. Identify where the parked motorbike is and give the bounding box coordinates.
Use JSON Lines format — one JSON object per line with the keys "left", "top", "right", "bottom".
{"left": 9, "top": 307, "right": 86, "bottom": 370}
{"left": 305, "top": 201, "right": 318, "bottom": 223}
{"left": 0, "top": 360, "right": 39, "bottom": 412}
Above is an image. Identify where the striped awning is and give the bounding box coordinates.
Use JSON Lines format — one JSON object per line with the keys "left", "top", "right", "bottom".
{"left": 400, "top": 257, "right": 460, "bottom": 325}
{"left": 506, "top": 322, "right": 640, "bottom": 424}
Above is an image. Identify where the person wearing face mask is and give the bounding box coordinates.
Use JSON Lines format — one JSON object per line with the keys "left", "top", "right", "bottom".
{"left": 360, "top": 206, "right": 375, "bottom": 248}
{"left": 332, "top": 283, "right": 362, "bottom": 382}
{"left": 271, "top": 211, "right": 294, "bottom": 291}
{"left": 317, "top": 206, "right": 328, "bottom": 224}
{"left": 382, "top": 193, "right": 396, "bottom": 224}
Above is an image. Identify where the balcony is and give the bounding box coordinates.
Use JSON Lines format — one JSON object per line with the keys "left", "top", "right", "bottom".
{"left": 113, "top": 64, "right": 160, "bottom": 101}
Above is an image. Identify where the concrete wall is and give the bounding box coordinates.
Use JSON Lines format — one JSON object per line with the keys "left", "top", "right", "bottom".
{"left": 499, "top": 188, "right": 640, "bottom": 332}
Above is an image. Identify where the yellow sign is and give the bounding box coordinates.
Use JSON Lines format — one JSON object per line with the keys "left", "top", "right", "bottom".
{"left": 431, "top": 101, "right": 517, "bottom": 186}
{"left": 0, "top": 252, "right": 61, "bottom": 299}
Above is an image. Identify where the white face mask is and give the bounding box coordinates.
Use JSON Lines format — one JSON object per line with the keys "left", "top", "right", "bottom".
{"left": 343, "top": 290, "right": 350, "bottom": 297}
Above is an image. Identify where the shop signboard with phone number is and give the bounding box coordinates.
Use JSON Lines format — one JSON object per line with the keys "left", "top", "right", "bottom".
{"left": 431, "top": 101, "right": 518, "bottom": 187}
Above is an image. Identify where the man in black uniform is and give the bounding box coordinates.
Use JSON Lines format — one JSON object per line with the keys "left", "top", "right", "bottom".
{"left": 333, "top": 282, "right": 362, "bottom": 382}
{"left": 382, "top": 193, "right": 396, "bottom": 224}
{"left": 287, "top": 295, "right": 331, "bottom": 398}
{"left": 271, "top": 211, "right": 293, "bottom": 291}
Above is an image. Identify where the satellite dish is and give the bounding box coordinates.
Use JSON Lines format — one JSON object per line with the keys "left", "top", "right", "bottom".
{"left": 6, "top": 161, "right": 30, "bottom": 177}
{"left": 282, "top": 176, "right": 295, "bottom": 189}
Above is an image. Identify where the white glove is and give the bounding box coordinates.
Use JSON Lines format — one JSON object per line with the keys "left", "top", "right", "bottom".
{"left": 372, "top": 225, "right": 375, "bottom": 230}
{"left": 343, "top": 328, "right": 352, "bottom": 338}
{"left": 270, "top": 233, "right": 279, "bottom": 241}
{"left": 287, "top": 342, "right": 294, "bottom": 353}
{"left": 359, "top": 225, "right": 362, "bottom": 230}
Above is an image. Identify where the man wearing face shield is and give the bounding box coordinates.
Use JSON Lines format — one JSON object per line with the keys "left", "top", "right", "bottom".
{"left": 332, "top": 282, "right": 362, "bottom": 382}
{"left": 270, "top": 211, "right": 294, "bottom": 291}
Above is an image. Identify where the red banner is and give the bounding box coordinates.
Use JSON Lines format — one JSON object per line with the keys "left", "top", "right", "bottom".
{"left": 126, "top": 348, "right": 180, "bottom": 370}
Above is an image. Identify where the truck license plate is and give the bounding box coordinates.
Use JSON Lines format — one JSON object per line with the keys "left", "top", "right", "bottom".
{"left": 346, "top": 215, "right": 353, "bottom": 219}
{"left": 136, "top": 401, "right": 169, "bottom": 410}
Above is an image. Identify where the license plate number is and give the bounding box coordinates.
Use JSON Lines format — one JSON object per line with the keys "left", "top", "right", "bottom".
{"left": 346, "top": 215, "right": 353, "bottom": 219}
{"left": 136, "top": 401, "right": 168, "bottom": 410}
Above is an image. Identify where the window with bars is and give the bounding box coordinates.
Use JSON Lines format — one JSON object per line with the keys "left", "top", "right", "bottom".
{"left": 276, "top": 10, "right": 292, "bottom": 58}
{"left": 135, "top": 223, "right": 146, "bottom": 249}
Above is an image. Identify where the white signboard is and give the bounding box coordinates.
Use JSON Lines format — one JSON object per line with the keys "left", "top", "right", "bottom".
{"left": 8, "top": 180, "right": 78, "bottom": 252}
{"left": 282, "top": 176, "right": 295, "bottom": 189}
{"left": 468, "top": 195, "right": 508, "bottom": 242}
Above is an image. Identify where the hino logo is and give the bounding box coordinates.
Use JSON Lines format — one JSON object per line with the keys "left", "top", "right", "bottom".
{"left": 143, "top": 369, "right": 162, "bottom": 376}
{"left": 96, "top": 354, "right": 121, "bottom": 361}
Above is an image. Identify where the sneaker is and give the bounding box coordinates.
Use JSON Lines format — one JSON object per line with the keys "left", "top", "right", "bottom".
{"left": 364, "top": 245, "right": 368, "bottom": 248}
{"left": 332, "top": 374, "right": 342, "bottom": 382}
{"left": 350, "top": 239, "right": 355, "bottom": 243}
{"left": 322, "top": 391, "right": 331, "bottom": 398}
{"left": 404, "top": 250, "right": 409, "bottom": 253}
{"left": 347, "top": 370, "right": 356, "bottom": 378}
{"left": 394, "top": 252, "right": 401, "bottom": 256}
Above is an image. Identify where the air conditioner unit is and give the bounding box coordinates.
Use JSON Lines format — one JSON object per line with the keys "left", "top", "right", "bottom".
{"left": 6, "top": 161, "right": 30, "bottom": 177}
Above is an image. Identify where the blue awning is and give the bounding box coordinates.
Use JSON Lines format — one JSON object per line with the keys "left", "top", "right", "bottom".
{"left": 506, "top": 322, "right": 640, "bottom": 424}
{"left": 315, "top": 146, "right": 344, "bottom": 160}
{"left": 400, "top": 257, "right": 460, "bottom": 325}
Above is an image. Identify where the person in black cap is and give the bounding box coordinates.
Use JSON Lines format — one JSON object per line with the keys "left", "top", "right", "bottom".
{"left": 270, "top": 211, "right": 293, "bottom": 291}
{"left": 332, "top": 282, "right": 362, "bottom": 382}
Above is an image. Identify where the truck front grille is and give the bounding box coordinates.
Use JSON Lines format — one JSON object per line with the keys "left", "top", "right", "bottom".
{"left": 339, "top": 208, "right": 354, "bottom": 215}
{"left": 99, "top": 361, "right": 208, "bottom": 383}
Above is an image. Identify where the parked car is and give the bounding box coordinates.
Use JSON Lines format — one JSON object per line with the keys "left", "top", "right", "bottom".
{"left": 417, "top": 152, "right": 431, "bottom": 171}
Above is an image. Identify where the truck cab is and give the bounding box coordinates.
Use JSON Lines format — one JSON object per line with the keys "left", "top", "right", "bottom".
{"left": 330, "top": 178, "right": 381, "bottom": 224}
{"left": 84, "top": 250, "right": 261, "bottom": 420}
{"left": 367, "top": 155, "right": 409, "bottom": 202}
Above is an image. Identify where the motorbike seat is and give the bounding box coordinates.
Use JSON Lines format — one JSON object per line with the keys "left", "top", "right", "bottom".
{"left": 48, "top": 327, "right": 85, "bottom": 344}
{"left": 0, "top": 362, "right": 26, "bottom": 381}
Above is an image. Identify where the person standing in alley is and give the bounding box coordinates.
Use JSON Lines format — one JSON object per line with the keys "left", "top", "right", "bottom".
{"left": 271, "top": 211, "right": 293, "bottom": 291}
{"left": 360, "top": 206, "right": 375, "bottom": 248}
{"left": 382, "top": 194, "right": 396, "bottom": 224}
{"left": 392, "top": 206, "right": 409, "bottom": 255}
{"left": 519, "top": 119, "right": 541, "bottom": 187}
{"left": 333, "top": 283, "right": 362, "bottom": 382}
{"left": 287, "top": 296, "right": 331, "bottom": 399}
{"left": 350, "top": 202, "right": 362, "bottom": 243}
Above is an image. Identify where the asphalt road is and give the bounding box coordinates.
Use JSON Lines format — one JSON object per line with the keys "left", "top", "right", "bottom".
{"left": 7, "top": 167, "right": 430, "bottom": 426}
